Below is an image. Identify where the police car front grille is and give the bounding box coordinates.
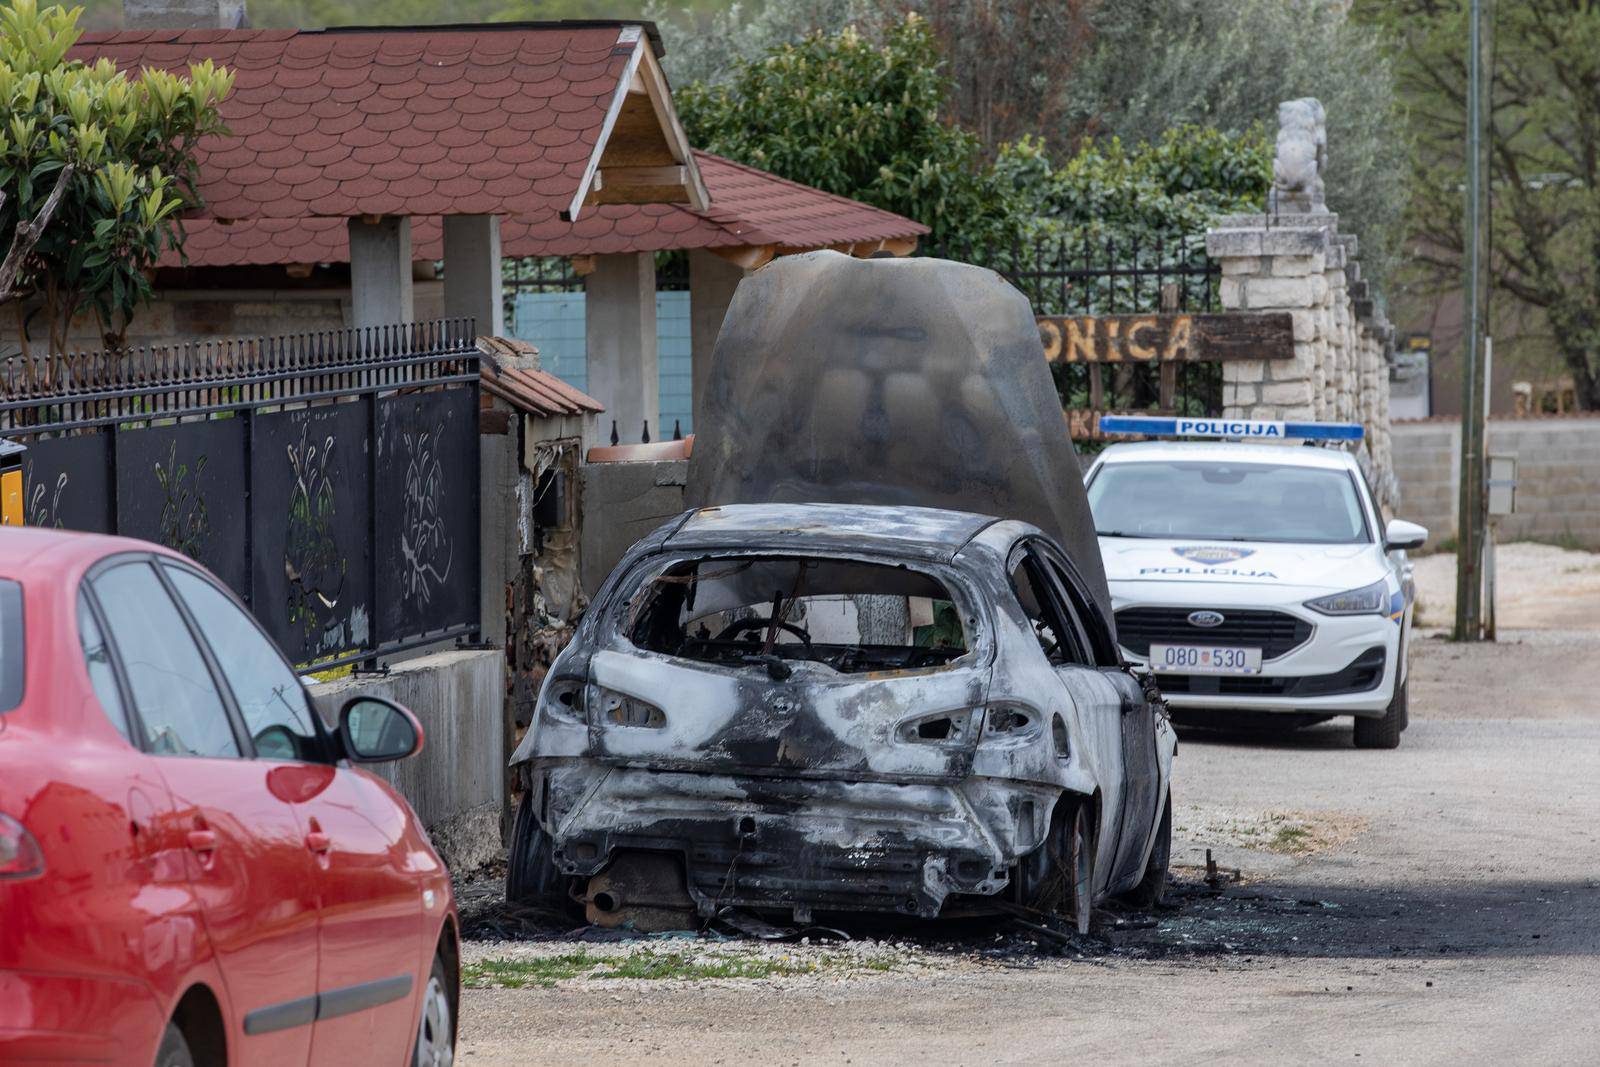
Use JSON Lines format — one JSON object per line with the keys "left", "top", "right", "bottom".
{"left": 1115, "top": 607, "right": 1313, "bottom": 659}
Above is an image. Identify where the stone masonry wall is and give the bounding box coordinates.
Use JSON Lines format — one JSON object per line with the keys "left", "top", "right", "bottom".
{"left": 1205, "top": 98, "right": 1398, "bottom": 508}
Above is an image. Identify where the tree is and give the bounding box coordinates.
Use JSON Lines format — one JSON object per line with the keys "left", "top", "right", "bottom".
{"left": 1357, "top": 0, "right": 1600, "bottom": 409}
{"left": 1069, "top": 0, "right": 1407, "bottom": 289}
{"left": 908, "top": 0, "right": 1095, "bottom": 156}
{"left": 675, "top": 13, "right": 1028, "bottom": 247}
{"left": 647, "top": 0, "right": 880, "bottom": 89}
{"left": 0, "top": 0, "right": 232, "bottom": 368}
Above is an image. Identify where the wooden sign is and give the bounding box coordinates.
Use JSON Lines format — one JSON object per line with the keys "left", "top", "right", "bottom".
{"left": 1038, "top": 312, "right": 1294, "bottom": 364}
{"left": 1065, "top": 409, "right": 1173, "bottom": 441}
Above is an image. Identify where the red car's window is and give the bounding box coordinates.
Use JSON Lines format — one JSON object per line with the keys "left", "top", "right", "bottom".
{"left": 0, "top": 579, "right": 20, "bottom": 713}
{"left": 77, "top": 592, "right": 131, "bottom": 741}
{"left": 164, "top": 565, "right": 326, "bottom": 762}
{"left": 92, "top": 562, "right": 239, "bottom": 759}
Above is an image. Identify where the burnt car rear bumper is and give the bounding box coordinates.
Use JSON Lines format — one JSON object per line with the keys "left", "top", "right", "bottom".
{"left": 537, "top": 761, "right": 1051, "bottom": 919}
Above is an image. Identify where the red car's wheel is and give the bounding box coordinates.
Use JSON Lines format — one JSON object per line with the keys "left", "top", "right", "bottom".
{"left": 412, "top": 953, "right": 455, "bottom": 1067}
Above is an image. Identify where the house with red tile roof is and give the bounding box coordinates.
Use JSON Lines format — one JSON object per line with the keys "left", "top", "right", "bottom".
{"left": 67, "top": 7, "right": 928, "bottom": 440}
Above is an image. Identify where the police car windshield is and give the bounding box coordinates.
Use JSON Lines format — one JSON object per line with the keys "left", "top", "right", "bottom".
{"left": 1088, "top": 460, "right": 1371, "bottom": 544}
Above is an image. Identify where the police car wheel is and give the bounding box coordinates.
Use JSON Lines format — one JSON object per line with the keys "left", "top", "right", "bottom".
{"left": 1353, "top": 678, "right": 1405, "bottom": 750}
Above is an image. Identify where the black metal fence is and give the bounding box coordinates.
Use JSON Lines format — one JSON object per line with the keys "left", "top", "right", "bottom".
{"left": 926, "top": 232, "right": 1225, "bottom": 417}
{"left": 2, "top": 320, "right": 482, "bottom": 671}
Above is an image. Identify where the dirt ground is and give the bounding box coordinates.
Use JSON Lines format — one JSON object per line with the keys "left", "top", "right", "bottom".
{"left": 456, "top": 549, "right": 1600, "bottom": 1065}
{"left": 1412, "top": 540, "right": 1600, "bottom": 630}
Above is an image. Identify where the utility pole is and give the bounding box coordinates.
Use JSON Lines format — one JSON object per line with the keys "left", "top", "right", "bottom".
{"left": 1453, "top": 0, "right": 1488, "bottom": 641}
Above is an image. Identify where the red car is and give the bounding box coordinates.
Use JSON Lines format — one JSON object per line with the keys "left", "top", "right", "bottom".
{"left": 0, "top": 528, "right": 458, "bottom": 1066}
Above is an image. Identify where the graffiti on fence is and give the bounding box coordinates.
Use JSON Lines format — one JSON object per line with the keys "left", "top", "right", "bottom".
{"left": 283, "top": 423, "right": 345, "bottom": 641}
{"left": 26, "top": 467, "right": 67, "bottom": 528}
{"left": 155, "top": 440, "right": 210, "bottom": 558}
{"left": 399, "top": 422, "right": 453, "bottom": 606}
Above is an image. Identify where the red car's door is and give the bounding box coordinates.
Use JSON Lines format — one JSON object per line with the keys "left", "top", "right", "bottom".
{"left": 298, "top": 768, "right": 425, "bottom": 1064}
{"left": 157, "top": 562, "right": 425, "bottom": 1066}
{"left": 87, "top": 559, "right": 322, "bottom": 1066}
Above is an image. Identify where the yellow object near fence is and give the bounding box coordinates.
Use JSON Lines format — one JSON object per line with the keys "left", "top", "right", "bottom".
{"left": 1, "top": 439, "right": 22, "bottom": 526}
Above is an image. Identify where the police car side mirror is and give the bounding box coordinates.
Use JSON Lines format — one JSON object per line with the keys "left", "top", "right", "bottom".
{"left": 1384, "top": 519, "right": 1428, "bottom": 552}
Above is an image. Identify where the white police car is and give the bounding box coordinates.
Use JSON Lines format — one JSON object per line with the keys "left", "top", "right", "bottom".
{"left": 1083, "top": 417, "right": 1427, "bottom": 749}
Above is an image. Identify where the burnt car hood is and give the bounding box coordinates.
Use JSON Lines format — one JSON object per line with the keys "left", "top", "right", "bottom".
{"left": 684, "top": 249, "right": 1111, "bottom": 620}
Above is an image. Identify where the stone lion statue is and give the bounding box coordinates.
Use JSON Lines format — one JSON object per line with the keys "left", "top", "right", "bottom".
{"left": 1269, "top": 97, "right": 1327, "bottom": 215}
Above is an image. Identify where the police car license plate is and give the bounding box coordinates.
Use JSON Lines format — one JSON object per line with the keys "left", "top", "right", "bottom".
{"left": 1148, "top": 644, "right": 1262, "bottom": 675}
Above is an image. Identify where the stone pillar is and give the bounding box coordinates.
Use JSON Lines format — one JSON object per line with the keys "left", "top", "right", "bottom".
{"left": 585, "top": 252, "right": 658, "bottom": 444}
{"left": 442, "top": 215, "right": 504, "bottom": 338}
{"left": 1208, "top": 96, "right": 1345, "bottom": 425}
{"left": 348, "top": 216, "right": 414, "bottom": 330}
{"left": 688, "top": 249, "right": 745, "bottom": 434}
{"left": 1208, "top": 215, "right": 1337, "bottom": 422}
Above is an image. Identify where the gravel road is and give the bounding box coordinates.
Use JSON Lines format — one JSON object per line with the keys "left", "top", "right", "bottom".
{"left": 458, "top": 547, "right": 1600, "bottom": 1065}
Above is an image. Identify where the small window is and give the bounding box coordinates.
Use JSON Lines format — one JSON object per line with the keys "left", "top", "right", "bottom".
{"left": 1009, "top": 554, "right": 1083, "bottom": 665}
{"left": 628, "top": 555, "right": 967, "bottom": 674}
{"left": 77, "top": 592, "right": 131, "bottom": 741}
{"left": 91, "top": 562, "right": 239, "bottom": 759}
{"left": 165, "top": 565, "right": 326, "bottom": 763}
{"left": 1036, "top": 552, "right": 1114, "bottom": 667}
{"left": 0, "top": 579, "right": 22, "bottom": 713}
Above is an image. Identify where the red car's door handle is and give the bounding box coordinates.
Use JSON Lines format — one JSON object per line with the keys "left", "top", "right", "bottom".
{"left": 304, "top": 831, "right": 332, "bottom": 853}
{"left": 186, "top": 829, "right": 218, "bottom": 853}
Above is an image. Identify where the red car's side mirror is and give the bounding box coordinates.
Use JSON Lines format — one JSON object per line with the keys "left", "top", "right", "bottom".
{"left": 338, "top": 696, "right": 424, "bottom": 763}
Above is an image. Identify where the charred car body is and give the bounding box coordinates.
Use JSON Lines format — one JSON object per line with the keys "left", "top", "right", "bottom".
{"left": 509, "top": 252, "right": 1175, "bottom": 930}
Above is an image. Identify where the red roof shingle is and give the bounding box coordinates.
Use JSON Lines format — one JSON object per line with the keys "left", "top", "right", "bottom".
{"left": 71, "top": 24, "right": 639, "bottom": 221}
{"left": 162, "top": 151, "right": 927, "bottom": 267}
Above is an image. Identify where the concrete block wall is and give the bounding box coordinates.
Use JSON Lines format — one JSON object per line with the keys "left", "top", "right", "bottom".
{"left": 311, "top": 649, "right": 506, "bottom": 872}
{"left": 1391, "top": 416, "right": 1600, "bottom": 549}
{"left": 579, "top": 459, "right": 688, "bottom": 594}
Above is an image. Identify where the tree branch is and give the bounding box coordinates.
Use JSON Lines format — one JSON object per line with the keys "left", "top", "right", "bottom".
{"left": 0, "top": 164, "right": 75, "bottom": 301}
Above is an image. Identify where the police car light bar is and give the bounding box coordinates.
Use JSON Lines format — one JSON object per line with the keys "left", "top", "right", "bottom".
{"left": 1098, "top": 415, "right": 1364, "bottom": 442}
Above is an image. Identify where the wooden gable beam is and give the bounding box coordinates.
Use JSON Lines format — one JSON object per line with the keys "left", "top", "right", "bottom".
{"left": 563, "top": 28, "right": 710, "bottom": 221}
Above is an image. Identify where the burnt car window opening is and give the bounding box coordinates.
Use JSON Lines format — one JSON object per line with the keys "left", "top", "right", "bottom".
{"left": 629, "top": 556, "right": 968, "bottom": 674}
{"left": 1009, "top": 555, "right": 1088, "bottom": 665}
{"left": 0, "top": 579, "right": 21, "bottom": 713}
{"left": 1089, "top": 461, "right": 1372, "bottom": 544}
{"left": 1035, "top": 550, "right": 1120, "bottom": 668}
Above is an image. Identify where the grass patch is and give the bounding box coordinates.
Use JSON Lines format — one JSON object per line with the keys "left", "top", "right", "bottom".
{"left": 462, "top": 949, "right": 892, "bottom": 989}
{"left": 1267, "top": 826, "right": 1313, "bottom": 853}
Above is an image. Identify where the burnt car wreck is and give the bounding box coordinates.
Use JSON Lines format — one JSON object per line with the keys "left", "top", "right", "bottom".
{"left": 509, "top": 252, "right": 1175, "bottom": 932}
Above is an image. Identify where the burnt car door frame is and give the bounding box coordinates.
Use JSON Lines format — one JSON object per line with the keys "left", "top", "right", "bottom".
{"left": 1029, "top": 539, "right": 1164, "bottom": 891}
{"left": 1006, "top": 536, "right": 1129, "bottom": 888}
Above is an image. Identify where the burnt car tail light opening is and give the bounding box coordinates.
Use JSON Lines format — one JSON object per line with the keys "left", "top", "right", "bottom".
{"left": 595, "top": 687, "right": 668, "bottom": 729}
{"left": 897, "top": 709, "right": 977, "bottom": 745}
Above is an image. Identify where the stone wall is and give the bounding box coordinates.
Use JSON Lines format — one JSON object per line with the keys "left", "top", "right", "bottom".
{"left": 1392, "top": 416, "right": 1600, "bottom": 549}
{"left": 1205, "top": 99, "right": 1398, "bottom": 508}
{"left": 12, "top": 277, "right": 445, "bottom": 355}
{"left": 579, "top": 458, "right": 688, "bottom": 594}
{"left": 310, "top": 649, "right": 506, "bottom": 874}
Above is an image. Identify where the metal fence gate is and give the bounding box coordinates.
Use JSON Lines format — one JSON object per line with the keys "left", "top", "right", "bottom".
{"left": 924, "top": 233, "right": 1227, "bottom": 422}
{"left": 1, "top": 319, "right": 481, "bottom": 671}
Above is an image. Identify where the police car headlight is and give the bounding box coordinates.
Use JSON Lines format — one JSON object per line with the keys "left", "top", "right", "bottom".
{"left": 1305, "top": 579, "right": 1388, "bottom": 616}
